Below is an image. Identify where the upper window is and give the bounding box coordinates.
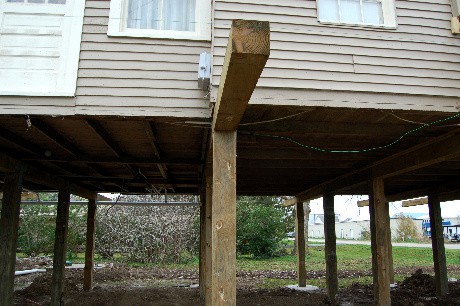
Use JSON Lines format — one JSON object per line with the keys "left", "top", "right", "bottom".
{"left": 317, "top": 0, "right": 396, "bottom": 28}
{"left": 108, "top": 0, "right": 211, "bottom": 40}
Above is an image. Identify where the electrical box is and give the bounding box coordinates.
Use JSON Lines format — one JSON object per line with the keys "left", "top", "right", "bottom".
{"left": 452, "top": 16, "right": 460, "bottom": 34}
{"left": 198, "top": 52, "right": 211, "bottom": 90}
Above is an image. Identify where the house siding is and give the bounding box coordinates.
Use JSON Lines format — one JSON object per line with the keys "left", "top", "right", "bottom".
{"left": 75, "top": 0, "right": 211, "bottom": 117}
{"left": 211, "top": 0, "right": 460, "bottom": 111}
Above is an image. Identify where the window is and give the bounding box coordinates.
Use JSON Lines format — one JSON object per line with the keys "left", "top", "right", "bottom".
{"left": 0, "top": 0, "right": 84, "bottom": 96}
{"left": 108, "top": 0, "right": 211, "bottom": 40}
{"left": 316, "top": 0, "right": 396, "bottom": 28}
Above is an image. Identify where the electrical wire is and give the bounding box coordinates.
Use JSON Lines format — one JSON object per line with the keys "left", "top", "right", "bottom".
{"left": 248, "top": 112, "right": 460, "bottom": 154}
{"left": 240, "top": 110, "right": 312, "bottom": 126}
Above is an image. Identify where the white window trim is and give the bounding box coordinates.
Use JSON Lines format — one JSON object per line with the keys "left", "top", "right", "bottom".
{"left": 316, "top": 0, "right": 397, "bottom": 29}
{"left": 108, "top": 0, "right": 211, "bottom": 41}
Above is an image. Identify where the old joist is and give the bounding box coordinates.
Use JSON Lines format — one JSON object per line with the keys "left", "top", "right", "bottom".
{"left": 290, "top": 128, "right": 460, "bottom": 204}
{"left": 212, "top": 19, "right": 270, "bottom": 131}
{"left": 0, "top": 152, "right": 95, "bottom": 200}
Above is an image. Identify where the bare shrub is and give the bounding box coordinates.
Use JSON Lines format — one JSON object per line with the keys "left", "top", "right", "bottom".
{"left": 95, "top": 195, "right": 199, "bottom": 263}
{"left": 395, "top": 213, "right": 421, "bottom": 242}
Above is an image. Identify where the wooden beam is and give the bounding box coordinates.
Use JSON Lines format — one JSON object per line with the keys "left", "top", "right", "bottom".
{"left": 295, "top": 200, "right": 306, "bottom": 287}
{"left": 428, "top": 193, "right": 449, "bottom": 297}
{"left": 0, "top": 151, "right": 94, "bottom": 199}
{"left": 211, "top": 131, "right": 236, "bottom": 305}
{"left": 0, "top": 170, "right": 23, "bottom": 306}
{"left": 357, "top": 199, "right": 369, "bottom": 207}
{"left": 402, "top": 197, "right": 428, "bottom": 207}
{"left": 323, "top": 193, "right": 338, "bottom": 300}
{"left": 371, "top": 178, "right": 391, "bottom": 305}
{"left": 212, "top": 20, "right": 270, "bottom": 131}
{"left": 51, "top": 185, "right": 71, "bottom": 306}
{"left": 85, "top": 119, "right": 137, "bottom": 176}
{"left": 294, "top": 128, "right": 460, "bottom": 202}
{"left": 83, "top": 198, "right": 97, "bottom": 291}
{"left": 384, "top": 200, "right": 394, "bottom": 284}
{"left": 21, "top": 156, "right": 199, "bottom": 166}
{"left": 144, "top": 122, "right": 169, "bottom": 181}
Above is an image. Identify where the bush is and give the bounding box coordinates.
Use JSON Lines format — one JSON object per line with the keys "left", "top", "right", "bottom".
{"left": 95, "top": 203, "right": 199, "bottom": 263}
{"left": 236, "top": 196, "right": 286, "bottom": 258}
{"left": 17, "top": 204, "right": 87, "bottom": 258}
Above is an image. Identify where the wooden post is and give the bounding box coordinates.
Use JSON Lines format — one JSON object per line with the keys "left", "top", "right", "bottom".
{"left": 0, "top": 170, "right": 23, "bottom": 306}
{"left": 199, "top": 188, "right": 206, "bottom": 304}
{"left": 50, "top": 185, "right": 71, "bottom": 306}
{"left": 428, "top": 193, "right": 449, "bottom": 297}
{"left": 371, "top": 178, "right": 391, "bottom": 305}
{"left": 211, "top": 131, "right": 236, "bottom": 305}
{"left": 368, "top": 191, "right": 379, "bottom": 301}
{"left": 323, "top": 193, "right": 338, "bottom": 300}
{"left": 295, "top": 200, "right": 306, "bottom": 287}
{"left": 205, "top": 166, "right": 213, "bottom": 306}
{"left": 83, "top": 198, "right": 96, "bottom": 291}
{"left": 384, "top": 201, "right": 394, "bottom": 284}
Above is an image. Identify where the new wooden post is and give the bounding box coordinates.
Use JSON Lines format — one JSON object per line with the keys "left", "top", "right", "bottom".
{"left": 428, "top": 193, "right": 448, "bottom": 297}
{"left": 211, "top": 131, "right": 237, "bottom": 305}
{"left": 210, "top": 19, "right": 269, "bottom": 306}
{"left": 371, "top": 178, "right": 391, "bottom": 305}
{"left": 51, "top": 185, "right": 71, "bottom": 306}
{"left": 199, "top": 188, "right": 206, "bottom": 304}
{"left": 0, "top": 170, "right": 24, "bottom": 306}
{"left": 323, "top": 193, "right": 338, "bottom": 300}
{"left": 83, "top": 197, "right": 97, "bottom": 291}
{"left": 295, "top": 200, "right": 306, "bottom": 287}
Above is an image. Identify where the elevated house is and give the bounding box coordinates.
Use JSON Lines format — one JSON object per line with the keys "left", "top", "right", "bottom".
{"left": 1, "top": 0, "right": 460, "bottom": 304}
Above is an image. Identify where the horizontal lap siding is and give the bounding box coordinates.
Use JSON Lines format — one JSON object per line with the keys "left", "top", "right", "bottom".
{"left": 76, "top": 0, "right": 211, "bottom": 118}
{"left": 212, "top": 0, "right": 460, "bottom": 105}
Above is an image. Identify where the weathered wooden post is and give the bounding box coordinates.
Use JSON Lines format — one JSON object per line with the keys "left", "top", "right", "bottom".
{"left": 0, "top": 170, "right": 24, "bottom": 306}
{"left": 51, "top": 185, "right": 71, "bottom": 306}
{"left": 370, "top": 178, "right": 391, "bottom": 305}
{"left": 323, "top": 193, "right": 338, "bottom": 300}
{"left": 83, "top": 197, "right": 97, "bottom": 291}
{"left": 205, "top": 166, "right": 213, "bottom": 306}
{"left": 428, "top": 193, "right": 448, "bottom": 297}
{"left": 295, "top": 199, "right": 306, "bottom": 287}
{"left": 199, "top": 188, "right": 206, "bottom": 304}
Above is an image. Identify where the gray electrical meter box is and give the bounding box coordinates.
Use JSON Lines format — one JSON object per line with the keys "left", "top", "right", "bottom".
{"left": 198, "top": 52, "right": 211, "bottom": 90}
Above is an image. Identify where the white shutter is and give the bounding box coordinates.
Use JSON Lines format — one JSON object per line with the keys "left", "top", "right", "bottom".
{"left": 0, "top": 0, "right": 84, "bottom": 96}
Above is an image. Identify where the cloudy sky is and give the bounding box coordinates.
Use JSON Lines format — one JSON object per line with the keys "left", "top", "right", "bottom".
{"left": 308, "top": 195, "right": 460, "bottom": 221}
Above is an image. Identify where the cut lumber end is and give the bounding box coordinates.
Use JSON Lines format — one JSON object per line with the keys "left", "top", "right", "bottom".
{"left": 213, "top": 19, "right": 270, "bottom": 132}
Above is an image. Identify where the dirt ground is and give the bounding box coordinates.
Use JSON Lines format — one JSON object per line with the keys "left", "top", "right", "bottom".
{"left": 13, "top": 258, "right": 460, "bottom": 305}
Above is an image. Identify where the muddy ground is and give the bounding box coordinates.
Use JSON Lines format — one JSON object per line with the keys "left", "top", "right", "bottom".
{"left": 13, "top": 257, "right": 460, "bottom": 305}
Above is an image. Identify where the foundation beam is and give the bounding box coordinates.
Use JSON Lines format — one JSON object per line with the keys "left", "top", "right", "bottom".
{"left": 83, "top": 198, "right": 97, "bottom": 291}
{"left": 0, "top": 170, "right": 24, "bottom": 306}
{"left": 295, "top": 200, "right": 306, "bottom": 287}
{"left": 50, "top": 185, "right": 71, "bottom": 306}
{"left": 428, "top": 193, "right": 449, "bottom": 297}
{"left": 199, "top": 188, "right": 206, "bottom": 304}
{"left": 323, "top": 193, "right": 338, "bottom": 300}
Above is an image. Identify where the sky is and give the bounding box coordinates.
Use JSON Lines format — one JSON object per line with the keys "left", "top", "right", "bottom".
{"left": 309, "top": 195, "right": 460, "bottom": 221}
